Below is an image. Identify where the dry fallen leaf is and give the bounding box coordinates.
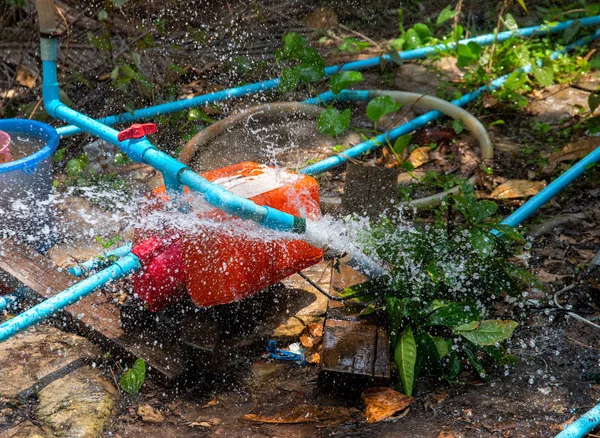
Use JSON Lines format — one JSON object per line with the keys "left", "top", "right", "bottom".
{"left": 305, "top": 350, "right": 321, "bottom": 364}
{"left": 304, "top": 7, "right": 338, "bottom": 29}
{"left": 438, "top": 431, "right": 456, "bottom": 438}
{"left": 202, "top": 397, "right": 217, "bottom": 408}
{"left": 16, "top": 66, "right": 36, "bottom": 89}
{"left": 406, "top": 146, "right": 430, "bottom": 169}
{"left": 543, "top": 138, "right": 599, "bottom": 174}
{"left": 535, "top": 269, "right": 569, "bottom": 283}
{"left": 137, "top": 404, "right": 165, "bottom": 423}
{"left": 490, "top": 180, "right": 546, "bottom": 199}
{"left": 361, "top": 387, "right": 413, "bottom": 423}
{"left": 307, "top": 322, "right": 324, "bottom": 338}
{"left": 242, "top": 404, "right": 355, "bottom": 424}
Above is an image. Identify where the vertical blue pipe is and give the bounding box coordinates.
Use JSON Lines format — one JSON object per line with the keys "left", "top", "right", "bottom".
{"left": 0, "top": 254, "right": 141, "bottom": 342}
{"left": 55, "top": 15, "right": 600, "bottom": 138}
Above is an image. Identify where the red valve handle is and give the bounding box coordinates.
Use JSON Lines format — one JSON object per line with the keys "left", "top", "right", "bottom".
{"left": 117, "top": 123, "right": 157, "bottom": 141}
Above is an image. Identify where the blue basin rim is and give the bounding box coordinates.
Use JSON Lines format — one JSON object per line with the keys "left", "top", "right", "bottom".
{"left": 0, "top": 119, "right": 59, "bottom": 174}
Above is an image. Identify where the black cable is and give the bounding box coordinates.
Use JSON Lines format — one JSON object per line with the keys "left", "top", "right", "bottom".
{"left": 297, "top": 271, "right": 382, "bottom": 301}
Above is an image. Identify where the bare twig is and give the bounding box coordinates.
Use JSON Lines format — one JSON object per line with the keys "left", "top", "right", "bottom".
{"left": 453, "top": 0, "right": 463, "bottom": 30}
{"left": 28, "top": 98, "right": 42, "bottom": 119}
{"left": 56, "top": 7, "right": 71, "bottom": 74}
{"left": 486, "top": 0, "right": 509, "bottom": 75}
{"left": 337, "top": 23, "right": 382, "bottom": 50}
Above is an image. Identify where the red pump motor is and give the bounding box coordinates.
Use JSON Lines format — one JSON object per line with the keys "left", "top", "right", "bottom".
{"left": 130, "top": 162, "right": 323, "bottom": 312}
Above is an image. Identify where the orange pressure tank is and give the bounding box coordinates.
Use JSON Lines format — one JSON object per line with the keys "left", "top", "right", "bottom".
{"left": 139, "top": 162, "right": 323, "bottom": 308}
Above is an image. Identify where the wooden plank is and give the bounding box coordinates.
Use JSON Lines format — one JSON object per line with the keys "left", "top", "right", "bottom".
{"left": 0, "top": 238, "right": 185, "bottom": 379}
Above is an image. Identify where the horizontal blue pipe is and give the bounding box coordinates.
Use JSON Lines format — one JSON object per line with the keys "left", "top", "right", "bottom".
{"left": 555, "top": 404, "right": 600, "bottom": 438}
{"left": 0, "top": 253, "right": 141, "bottom": 343}
{"left": 300, "top": 28, "right": 600, "bottom": 175}
{"left": 55, "top": 15, "right": 600, "bottom": 138}
{"left": 68, "top": 243, "right": 133, "bottom": 277}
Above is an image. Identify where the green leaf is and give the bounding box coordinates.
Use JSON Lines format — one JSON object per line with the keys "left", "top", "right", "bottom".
{"left": 53, "top": 147, "right": 66, "bottom": 163}
{"left": 366, "top": 96, "right": 402, "bottom": 122}
{"left": 463, "top": 344, "right": 488, "bottom": 381}
{"left": 390, "top": 38, "right": 405, "bottom": 51}
{"left": 280, "top": 32, "right": 306, "bottom": 59}
{"left": 328, "top": 71, "right": 364, "bottom": 95}
{"left": 337, "top": 37, "right": 370, "bottom": 54}
{"left": 502, "top": 13, "right": 518, "bottom": 32}
{"left": 66, "top": 158, "right": 86, "bottom": 177}
{"left": 412, "top": 23, "right": 431, "bottom": 42}
{"left": 473, "top": 200, "right": 498, "bottom": 222}
{"left": 531, "top": 58, "right": 554, "bottom": 87}
{"left": 493, "top": 223, "right": 525, "bottom": 243}
{"left": 456, "top": 42, "right": 481, "bottom": 68}
{"left": 119, "top": 358, "right": 146, "bottom": 396}
{"left": 445, "top": 350, "right": 462, "bottom": 381}
{"left": 317, "top": 108, "right": 351, "bottom": 136}
{"left": 403, "top": 28, "right": 422, "bottom": 50}
{"left": 588, "top": 92, "right": 600, "bottom": 113}
{"left": 114, "top": 152, "right": 130, "bottom": 166}
{"left": 279, "top": 67, "right": 300, "bottom": 92}
{"left": 452, "top": 119, "right": 464, "bottom": 134}
{"left": 87, "top": 31, "right": 111, "bottom": 52}
{"left": 431, "top": 335, "right": 451, "bottom": 359}
{"left": 453, "top": 320, "right": 518, "bottom": 346}
{"left": 504, "top": 70, "right": 527, "bottom": 92}
{"left": 97, "top": 9, "right": 108, "bottom": 21}
{"left": 470, "top": 228, "right": 495, "bottom": 258}
{"left": 436, "top": 6, "right": 457, "bottom": 26}
{"left": 416, "top": 331, "right": 443, "bottom": 376}
{"left": 394, "top": 326, "right": 417, "bottom": 396}
{"left": 188, "top": 108, "right": 216, "bottom": 124}
{"left": 392, "top": 134, "right": 412, "bottom": 154}
{"left": 562, "top": 19, "right": 581, "bottom": 44}
{"left": 590, "top": 54, "right": 600, "bottom": 70}
{"left": 297, "top": 64, "right": 325, "bottom": 83}
{"left": 425, "top": 302, "right": 483, "bottom": 327}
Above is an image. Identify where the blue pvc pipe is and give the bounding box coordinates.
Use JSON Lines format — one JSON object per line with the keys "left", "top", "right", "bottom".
{"left": 68, "top": 242, "right": 133, "bottom": 277}
{"left": 55, "top": 15, "right": 600, "bottom": 138}
{"left": 300, "top": 28, "right": 600, "bottom": 176}
{"left": 555, "top": 405, "right": 600, "bottom": 437}
{"left": 0, "top": 253, "right": 141, "bottom": 342}
{"left": 41, "top": 39, "right": 303, "bottom": 234}
{"left": 501, "top": 144, "right": 600, "bottom": 228}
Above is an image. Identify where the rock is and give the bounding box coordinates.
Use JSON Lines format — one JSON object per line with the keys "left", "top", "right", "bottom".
{"left": 36, "top": 366, "right": 119, "bottom": 438}
{"left": 574, "top": 72, "right": 600, "bottom": 92}
{"left": 137, "top": 404, "right": 165, "bottom": 423}
{"left": 2, "top": 420, "right": 50, "bottom": 438}
{"left": 0, "top": 325, "right": 101, "bottom": 400}
{"left": 527, "top": 86, "right": 590, "bottom": 123}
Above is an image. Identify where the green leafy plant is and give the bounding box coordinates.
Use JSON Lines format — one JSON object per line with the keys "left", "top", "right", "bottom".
{"left": 337, "top": 37, "right": 370, "bottom": 54}
{"left": 366, "top": 96, "right": 402, "bottom": 123}
{"left": 119, "top": 358, "right": 146, "bottom": 396}
{"left": 317, "top": 108, "right": 351, "bottom": 136}
{"left": 276, "top": 32, "right": 326, "bottom": 92}
{"left": 353, "top": 185, "right": 534, "bottom": 395}
{"left": 328, "top": 71, "right": 364, "bottom": 95}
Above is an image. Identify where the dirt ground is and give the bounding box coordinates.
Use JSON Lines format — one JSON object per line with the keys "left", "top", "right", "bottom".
{"left": 1, "top": 1, "right": 600, "bottom": 437}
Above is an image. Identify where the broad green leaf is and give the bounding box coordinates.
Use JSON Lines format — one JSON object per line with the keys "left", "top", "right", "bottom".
{"left": 386, "top": 296, "right": 403, "bottom": 348}
{"left": 562, "top": 19, "right": 581, "bottom": 44}
{"left": 119, "top": 358, "right": 146, "bottom": 396}
{"left": 403, "top": 28, "right": 422, "bottom": 50}
{"left": 317, "top": 108, "right": 351, "bottom": 136}
{"left": 338, "top": 37, "right": 370, "bottom": 54}
{"left": 503, "top": 70, "right": 526, "bottom": 92}
{"left": 445, "top": 350, "right": 462, "bottom": 381}
{"left": 493, "top": 223, "right": 525, "bottom": 243}
{"left": 390, "top": 38, "right": 405, "bottom": 51}
{"left": 416, "top": 331, "right": 443, "bottom": 376}
{"left": 328, "top": 71, "right": 364, "bottom": 95}
{"left": 394, "top": 326, "right": 417, "bottom": 396}
{"left": 392, "top": 134, "right": 412, "bottom": 154}
{"left": 588, "top": 92, "right": 600, "bottom": 113}
{"left": 297, "top": 65, "right": 325, "bottom": 83}
{"left": 366, "top": 96, "right": 402, "bottom": 122}
{"left": 436, "top": 6, "right": 457, "bottom": 26}
{"left": 431, "top": 335, "right": 451, "bottom": 359}
{"left": 463, "top": 345, "right": 488, "bottom": 381}
{"left": 590, "top": 54, "right": 600, "bottom": 70}
{"left": 66, "top": 158, "right": 86, "bottom": 177}
{"left": 531, "top": 58, "right": 554, "bottom": 87}
{"left": 279, "top": 67, "right": 300, "bottom": 92}
{"left": 473, "top": 200, "right": 498, "bottom": 222}
{"left": 470, "top": 228, "right": 494, "bottom": 258}
{"left": 453, "top": 320, "right": 518, "bottom": 346}
{"left": 456, "top": 43, "right": 479, "bottom": 68}
{"left": 280, "top": 32, "right": 306, "bottom": 59}
{"left": 412, "top": 23, "right": 431, "bottom": 42}
{"left": 425, "top": 302, "right": 483, "bottom": 327}
{"left": 97, "top": 9, "right": 108, "bottom": 21}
